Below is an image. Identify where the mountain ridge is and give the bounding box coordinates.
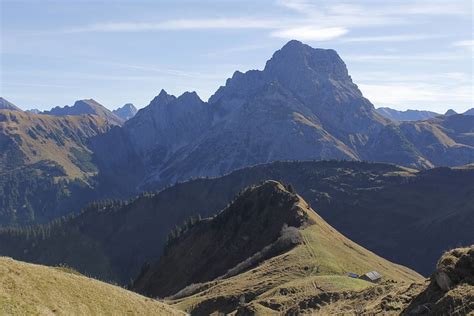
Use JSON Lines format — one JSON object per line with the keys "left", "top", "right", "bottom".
{"left": 90, "top": 40, "right": 474, "bottom": 197}
{"left": 132, "top": 180, "right": 422, "bottom": 314}
{"left": 42, "top": 99, "right": 124, "bottom": 125}
{"left": 376, "top": 107, "right": 440, "bottom": 121}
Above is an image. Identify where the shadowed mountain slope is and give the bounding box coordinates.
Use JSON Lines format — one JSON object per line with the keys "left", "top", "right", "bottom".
{"left": 0, "top": 161, "right": 471, "bottom": 284}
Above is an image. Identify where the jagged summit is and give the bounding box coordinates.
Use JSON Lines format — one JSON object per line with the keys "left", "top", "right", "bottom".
{"left": 445, "top": 109, "right": 458, "bottom": 116}
{"left": 113, "top": 103, "right": 137, "bottom": 121}
{"left": 177, "top": 91, "right": 202, "bottom": 104}
{"left": 146, "top": 89, "right": 176, "bottom": 108}
{"left": 209, "top": 40, "right": 358, "bottom": 105}
{"left": 264, "top": 40, "right": 349, "bottom": 81}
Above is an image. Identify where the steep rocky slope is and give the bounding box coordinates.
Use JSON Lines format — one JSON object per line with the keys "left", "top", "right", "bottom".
{"left": 132, "top": 181, "right": 422, "bottom": 315}
{"left": 91, "top": 40, "right": 474, "bottom": 196}
{"left": 43, "top": 99, "right": 123, "bottom": 125}
{"left": 0, "top": 257, "right": 184, "bottom": 315}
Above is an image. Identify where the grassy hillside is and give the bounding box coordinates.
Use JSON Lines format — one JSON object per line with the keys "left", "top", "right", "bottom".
{"left": 0, "top": 257, "right": 184, "bottom": 315}
{"left": 132, "top": 181, "right": 421, "bottom": 315}
{"left": 0, "top": 110, "right": 113, "bottom": 224}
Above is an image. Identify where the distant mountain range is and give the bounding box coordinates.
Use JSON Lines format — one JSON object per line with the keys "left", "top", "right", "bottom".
{"left": 376, "top": 107, "right": 440, "bottom": 121}
{"left": 42, "top": 99, "right": 123, "bottom": 125}
{"left": 113, "top": 103, "right": 137, "bottom": 121}
{"left": 1, "top": 40, "right": 473, "bottom": 224}
{"left": 376, "top": 107, "right": 474, "bottom": 121}
{"left": 91, "top": 40, "right": 474, "bottom": 197}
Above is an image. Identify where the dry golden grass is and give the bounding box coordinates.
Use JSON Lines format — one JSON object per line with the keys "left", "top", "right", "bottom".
{"left": 0, "top": 257, "right": 185, "bottom": 316}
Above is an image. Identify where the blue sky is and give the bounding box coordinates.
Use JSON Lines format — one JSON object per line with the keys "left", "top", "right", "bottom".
{"left": 1, "top": 0, "right": 472, "bottom": 113}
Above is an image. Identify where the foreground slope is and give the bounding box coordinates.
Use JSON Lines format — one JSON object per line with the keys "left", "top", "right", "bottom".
{"left": 0, "top": 257, "right": 184, "bottom": 315}
{"left": 132, "top": 181, "right": 421, "bottom": 315}
{"left": 279, "top": 245, "right": 474, "bottom": 315}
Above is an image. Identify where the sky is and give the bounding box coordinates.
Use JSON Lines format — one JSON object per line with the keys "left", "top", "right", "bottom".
{"left": 0, "top": 0, "right": 472, "bottom": 113}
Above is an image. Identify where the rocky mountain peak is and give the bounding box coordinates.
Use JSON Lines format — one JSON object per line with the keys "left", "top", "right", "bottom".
{"left": 148, "top": 89, "right": 176, "bottom": 108}
{"left": 445, "top": 109, "right": 458, "bottom": 116}
{"left": 264, "top": 40, "right": 350, "bottom": 82}
{"left": 176, "top": 91, "right": 202, "bottom": 105}
{"left": 113, "top": 103, "right": 138, "bottom": 121}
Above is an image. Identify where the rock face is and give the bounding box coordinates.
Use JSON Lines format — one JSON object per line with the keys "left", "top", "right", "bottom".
{"left": 435, "top": 245, "right": 474, "bottom": 291}
{"left": 91, "top": 40, "right": 474, "bottom": 195}
{"left": 112, "top": 103, "right": 137, "bottom": 121}
{"left": 0, "top": 97, "right": 22, "bottom": 111}
{"left": 43, "top": 99, "right": 123, "bottom": 125}
{"left": 376, "top": 107, "right": 440, "bottom": 121}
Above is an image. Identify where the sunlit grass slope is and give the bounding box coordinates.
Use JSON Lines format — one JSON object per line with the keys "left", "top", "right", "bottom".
{"left": 0, "top": 257, "right": 185, "bottom": 316}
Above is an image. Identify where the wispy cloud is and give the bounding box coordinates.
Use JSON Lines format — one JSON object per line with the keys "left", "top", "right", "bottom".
{"left": 341, "top": 34, "right": 443, "bottom": 43}
{"left": 453, "top": 40, "right": 474, "bottom": 51}
{"left": 345, "top": 52, "right": 464, "bottom": 62}
{"left": 64, "top": 18, "right": 278, "bottom": 33}
{"left": 280, "top": 0, "right": 470, "bottom": 17}
{"left": 272, "top": 26, "right": 348, "bottom": 41}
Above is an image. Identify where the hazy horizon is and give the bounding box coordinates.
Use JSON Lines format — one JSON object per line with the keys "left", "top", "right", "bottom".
{"left": 1, "top": 0, "right": 472, "bottom": 113}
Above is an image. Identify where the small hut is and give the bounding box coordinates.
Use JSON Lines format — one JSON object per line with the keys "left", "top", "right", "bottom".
{"left": 359, "top": 271, "right": 382, "bottom": 283}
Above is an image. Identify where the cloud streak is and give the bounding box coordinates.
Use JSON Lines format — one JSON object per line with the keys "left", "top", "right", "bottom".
{"left": 341, "top": 34, "right": 444, "bottom": 43}
{"left": 272, "top": 26, "right": 348, "bottom": 41}
{"left": 64, "top": 18, "right": 278, "bottom": 33}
